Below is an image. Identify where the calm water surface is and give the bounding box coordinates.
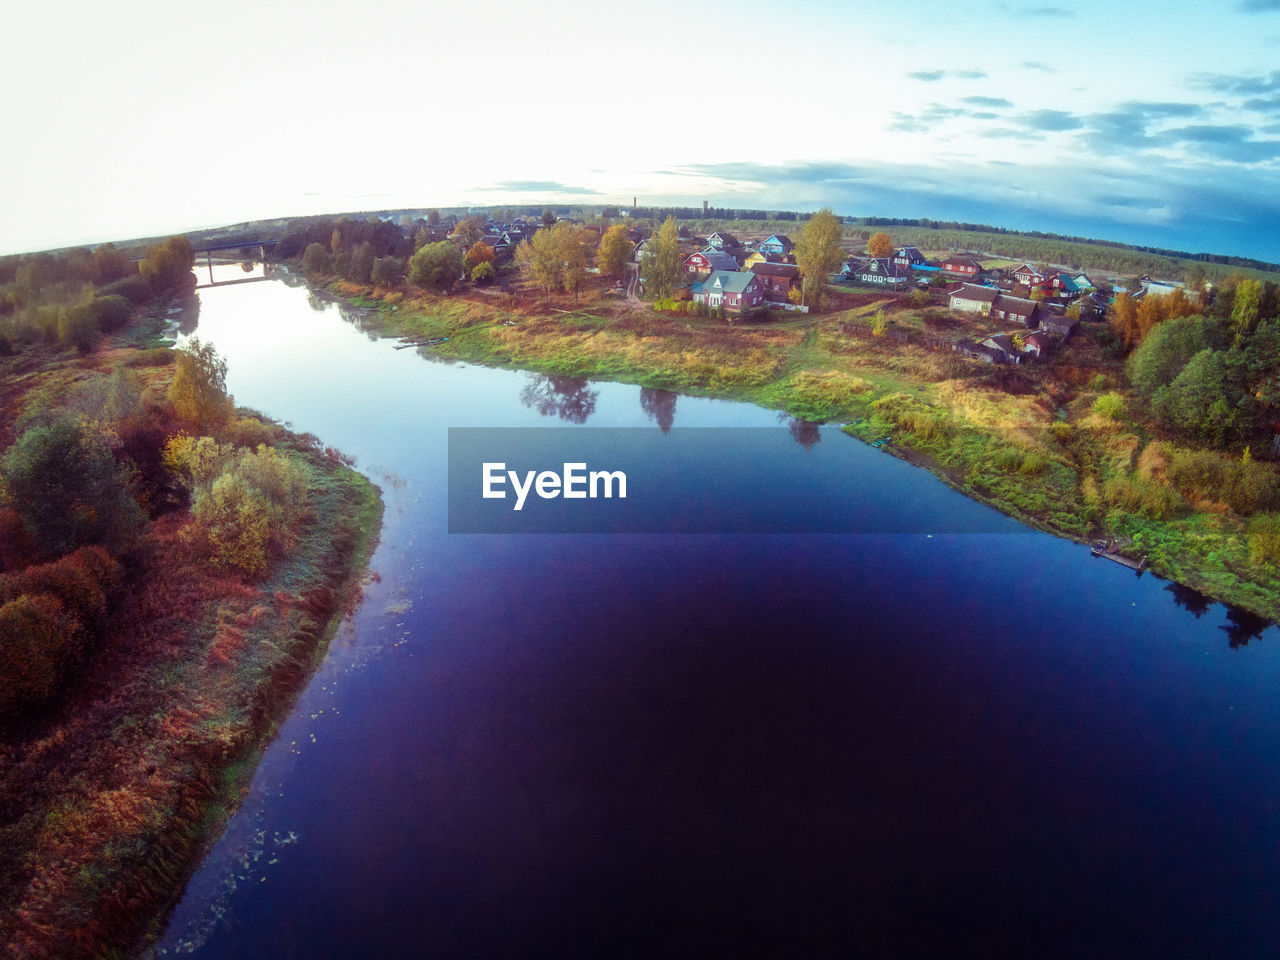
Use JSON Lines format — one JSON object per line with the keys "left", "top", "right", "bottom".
{"left": 154, "top": 268, "right": 1280, "bottom": 957}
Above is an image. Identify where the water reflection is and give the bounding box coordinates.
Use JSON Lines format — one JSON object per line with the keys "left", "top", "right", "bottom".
{"left": 1223, "top": 605, "right": 1272, "bottom": 649}
{"left": 639, "top": 387, "right": 677, "bottom": 433}
{"left": 520, "top": 374, "right": 598, "bottom": 424}
{"left": 784, "top": 415, "right": 822, "bottom": 451}
{"left": 1166, "top": 583, "right": 1213, "bottom": 619}
{"left": 176, "top": 291, "right": 201, "bottom": 336}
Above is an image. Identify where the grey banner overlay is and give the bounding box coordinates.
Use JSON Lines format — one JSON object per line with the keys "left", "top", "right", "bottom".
{"left": 447, "top": 427, "right": 1028, "bottom": 534}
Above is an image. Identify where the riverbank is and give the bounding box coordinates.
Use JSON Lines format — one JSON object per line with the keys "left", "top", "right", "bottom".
{"left": 309, "top": 273, "right": 1278, "bottom": 621}
{"left": 0, "top": 331, "right": 383, "bottom": 959}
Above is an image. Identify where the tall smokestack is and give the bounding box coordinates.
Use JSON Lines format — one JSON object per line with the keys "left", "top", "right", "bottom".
{"left": 633, "top": 197, "right": 636, "bottom": 210}
{"left": 703, "top": 200, "right": 708, "bottom": 214}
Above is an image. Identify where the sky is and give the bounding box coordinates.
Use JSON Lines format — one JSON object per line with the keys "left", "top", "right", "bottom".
{"left": 4, "top": 0, "right": 1280, "bottom": 261}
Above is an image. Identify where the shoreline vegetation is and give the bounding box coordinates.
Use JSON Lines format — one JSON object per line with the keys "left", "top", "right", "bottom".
{"left": 0, "top": 240, "right": 383, "bottom": 959}
{"left": 268, "top": 207, "right": 1279, "bottom": 626}
{"left": 0, "top": 207, "right": 1277, "bottom": 957}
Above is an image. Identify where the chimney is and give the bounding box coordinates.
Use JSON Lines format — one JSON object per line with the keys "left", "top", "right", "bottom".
{"left": 703, "top": 200, "right": 708, "bottom": 214}
{"left": 633, "top": 197, "right": 637, "bottom": 210}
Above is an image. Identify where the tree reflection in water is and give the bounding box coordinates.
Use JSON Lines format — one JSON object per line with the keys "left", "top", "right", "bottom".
{"left": 1166, "top": 582, "right": 1214, "bottom": 619}
{"left": 1222, "top": 605, "right": 1273, "bottom": 649}
{"left": 176, "top": 292, "right": 200, "bottom": 336}
{"left": 639, "top": 388, "right": 677, "bottom": 434}
{"left": 520, "top": 375, "right": 598, "bottom": 424}
{"left": 783, "top": 414, "right": 822, "bottom": 451}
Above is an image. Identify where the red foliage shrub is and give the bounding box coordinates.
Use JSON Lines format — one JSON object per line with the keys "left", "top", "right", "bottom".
{"left": 0, "top": 592, "right": 84, "bottom": 715}
{"left": 0, "top": 547, "right": 123, "bottom": 715}
{"left": 116, "top": 408, "right": 187, "bottom": 516}
{"left": 0, "top": 507, "right": 36, "bottom": 572}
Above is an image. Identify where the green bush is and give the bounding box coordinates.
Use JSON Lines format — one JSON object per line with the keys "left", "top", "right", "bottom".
{"left": 99, "top": 274, "right": 151, "bottom": 304}
{"left": 1248, "top": 513, "right": 1280, "bottom": 571}
{"left": 1102, "top": 473, "right": 1182, "bottom": 519}
{"left": 92, "top": 294, "right": 133, "bottom": 332}
{"left": 192, "top": 472, "right": 272, "bottom": 576}
{"left": 1, "top": 417, "right": 143, "bottom": 560}
{"left": 1092, "top": 392, "right": 1126, "bottom": 421}
{"left": 181, "top": 443, "right": 312, "bottom": 576}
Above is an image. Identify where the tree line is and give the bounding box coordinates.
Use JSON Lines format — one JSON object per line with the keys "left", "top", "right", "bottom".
{"left": 0, "top": 237, "right": 196, "bottom": 355}
{"left": 1111, "top": 277, "right": 1280, "bottom": 454}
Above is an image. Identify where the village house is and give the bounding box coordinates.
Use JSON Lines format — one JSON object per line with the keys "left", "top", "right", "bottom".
{"left": 691, "top": 270, "right": 765, "bottom": 312}
{"left": 1037, "top": 310, "right": 1078, "bottom": 337}
{"left": 940, "top": 255, "right": 984, "bottom": 277}
{"left": 1022, "top": 331, "right": 1052, "bottom": 358}
{"left": 853, "top": 258, "right": 911, "bottom": 288}
{"left": 948, "top": 284, "right": 999, "bottom": 314}
{"left": 684, "top": 248, "right": 740, "bottom": 276}
{"left": 1048, "top": 273, "right": 1080, "bottom": 299}
{"left": 705, "top": 232, "right": 741, "bottom": 252}
{"left": 949, "top": 284, "right": 1042, "bottom": 327}
{"left": 893, "top": 246, "right": 927, "bottom": 269}
{"left": 1011, "top": 262, "right": 1046, "bottom": 287}
{"left": 990, "top": 292, "right": 1041, "bottom": 327}
{"left": 1141, "top": 279, "right": 1183, "bottom": 298}
{"left": 481, "top": 234, "right": 513, "bottom": 262}
{"left": 749, "top": 262, "right": 801, "bottom": 301}
{"left": 981, "top": 334, "right": 1024, "bottom": 363}
{"left": 741, "top": 249, "right": 785, "bottom": 270}
{"left": 953, "top": 339, "right": 1004, "bottom": 364}
{"left": 756, "top": 234, "right": 795, "bottom": 258}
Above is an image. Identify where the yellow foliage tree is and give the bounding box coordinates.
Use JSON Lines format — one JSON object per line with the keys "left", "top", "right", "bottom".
{"left": 168, "top": 338, "right": 231, "bottom": 430}
{"left": 795, "top": 209, "right": 845, "bottom": 309}
{"left": 597, "top": 224, "right": 632, "bottom": 281}
{"left": 867, "top": 232, "right": 893, "bottom": 258}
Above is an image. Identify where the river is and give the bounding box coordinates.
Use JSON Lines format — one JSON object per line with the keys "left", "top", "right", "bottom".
{"left": 154, "top": 267, "right": 1280, "bottom": 957}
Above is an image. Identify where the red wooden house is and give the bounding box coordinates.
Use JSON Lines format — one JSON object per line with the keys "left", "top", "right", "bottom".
{"left": 749, "top": 262, "right": 801, "bottom": 300}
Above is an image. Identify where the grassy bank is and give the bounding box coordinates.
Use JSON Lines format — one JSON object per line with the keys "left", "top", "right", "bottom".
{"left": 318, "top": 274, "right": 1279, "bottom": 622}
{"left": 0, "top": 331, "right": 383, "bottom": 958}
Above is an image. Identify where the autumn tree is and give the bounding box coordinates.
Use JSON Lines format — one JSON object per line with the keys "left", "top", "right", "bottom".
{"left": 302, "top": 242, "right": 329, "bottom": 276}
{"left": 1109, "top": 293, "right": 1140, "bottom": 350}
{"left": 794, "top": 209, "right": 845, "bottom": 309}
{"left": 867, "top": 232, "right": 893, "bottom": 258}
{"left": 453, "top": 218, "right": 485, "bottom": 248}
{"left": 542, "top": 209, "right": 557, "bottom": 230}
{"left": 1136, "top": 289, "right": 1198, "bottom": 343}
{"left": 464, "top": 241, "right": 495, "bottom": 274}
{"left": 515, "top": 223, "right": 592, "bottom": 303}
{"left": 640, "top": 216, "right": 682, "bottom": 298}
{"left": 169, "top": 336, "right": 231, "bottom": 429}
{"left": 471, "top": 261, "right": 496, "bottom": 285}
{"left": 139, "top": 236, "right": 195, "bottom": 292}
{"left": 90, "top": 243, "right": 131, "bottom": 285}
{"left": 372, "top": 256, "right": 404, "bottom": 286}
{"left": 0, "top": 418, "right": 142, "bottom": 560}
{"left": 1233, "top": 278, "right": 1263, "bottom": 344}
{"left": 597, "top": 224, "right": 632, "bottom": 281}
{"left": 560, "top": 225, "right": 594, "bottom": 302}
{"left": 408, "top": 241, "right": 464, "bottom": 292}
{"left": 515, "top": 229, "right": 562, "bottom": 304}
{"left": 351, "top": 241, "right": 376, "bottom": 284}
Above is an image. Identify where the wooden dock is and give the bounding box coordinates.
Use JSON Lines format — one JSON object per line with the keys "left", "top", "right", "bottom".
{"left": 1091, "top": 541, "right": 1149, "bottom": 572}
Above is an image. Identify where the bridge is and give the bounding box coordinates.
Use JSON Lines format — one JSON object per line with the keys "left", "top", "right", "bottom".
{"left": 192, "top": 238, "right": 279, "bottom": 288}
